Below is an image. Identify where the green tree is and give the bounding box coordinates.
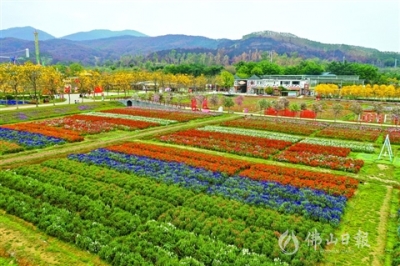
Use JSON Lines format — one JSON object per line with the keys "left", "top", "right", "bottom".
{"left": 218, "top": 71, "right": 234, "bottom": 90}
{"left": 250, "top": 66, "right": 263, "bottom": 76}
{"left": 68, "top": 63, "right": 84, "bottom": 76}
{"left": 298, "top": 60, "right": 324, "bottom": 75}
{"left": 259, "top": 61, "right": 283, "bottom": 75}
{"left": 290, "top": 103, "right": 300, "bottom": 117}
{"left": 257, "top": 99, "right": 271, "bottom": 115}
{"left": 265, "top": 86, "right": 274, "bottom": 95}
{"left": 223, "top": 97, "right": 234, "bottom": 112}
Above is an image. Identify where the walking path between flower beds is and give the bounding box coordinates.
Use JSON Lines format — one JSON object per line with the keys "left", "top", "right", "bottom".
{"left": 372, "top": 186, "right": 392, "bottom": 266}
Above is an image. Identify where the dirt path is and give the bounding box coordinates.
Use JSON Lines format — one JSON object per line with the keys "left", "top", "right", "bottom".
{"left": 367, "top": 175, "right": 400, "bottom": 186}
{"left": 372, "top": 185, "right": 393, "bottom": 266}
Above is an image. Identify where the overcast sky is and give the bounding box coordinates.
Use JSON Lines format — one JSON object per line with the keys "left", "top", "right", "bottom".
{"left": 1, "top": 0, "right": 399, "bottom": 52}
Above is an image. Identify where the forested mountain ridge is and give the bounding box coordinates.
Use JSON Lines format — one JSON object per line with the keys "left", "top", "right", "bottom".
{"left": 0, "top": 28, "right": 398, "bottom": 67}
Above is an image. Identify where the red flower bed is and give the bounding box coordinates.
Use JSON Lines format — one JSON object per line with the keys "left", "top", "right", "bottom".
{"left": 265, "top": 108, "right": 297, "bottom": 117}
{"left": 2, "top": 123, "right": 83, "bottom": 142}
{"left": 239, "top": 164, "right": 358, "bottom": 198}
{"left": 274, "top": 150, "right": 364, "bottom": 173}
{"left": 102, "top": 107, "right": 211, "bottom": 122}
{"left": 70, "top": 114, "right": 159, "bottom": 130}
{"left": 387, "top": 128, "right": 400, "bottom": 144}
{"left": 316, "top": 127, "right": 381, "bottom": 142}
{"left": 221, "top": 117, "right": 327, "bottom": 136}
{"left": 300, "top": 110, "right": 317, "bottom": 119}
{"left": 159, "top": 129, "right": 292, "bottom": 159}
{"left": 107, "top": 142, "right": 250, "bottom": 175}
{"left": 287, "top": 143, "right": 351, "bottom": 157}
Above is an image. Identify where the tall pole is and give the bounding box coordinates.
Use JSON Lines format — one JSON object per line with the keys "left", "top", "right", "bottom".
{"left": 34, "top": 30, "right": 41, "bottom": 65}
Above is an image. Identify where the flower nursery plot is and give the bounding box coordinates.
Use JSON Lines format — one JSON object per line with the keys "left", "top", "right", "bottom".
{"left": 35, "top": 114, "right": 161, "bottom": 134}
{"left": 316, "top": 123, "right": 382, "bottom": 142}
{"left": 0, "top": 101, "right": 123, "bottom": 125}
{"left": 157, "top": 125, "right": 365, "bottom": 173}
{"left": 0, "top": 127, "right": 67, "bottom": 149}
{"left": 199, "top": 125, "right": 303, "bottom": 142}
{"left": 158, "top": 128, "right": 293, "bottom": 159}
{"left": 0, "top": 108, "right": 168, "bottom": 155}
{"left": 300, "top": 137, "right": 375, "bottom": 153}
{"left": 221, "top": 117, "right": 329, "bottom": 136}
{"left": 2, "top": 122, "right": 83, "bottom": 142}
{"left": 106, "top": 142, "right": 251, "bottom": 175}
{"left": 101, "top": 107, "right": 217, "bottom": 122}
{"left": 0, "top": 139, "right": 363, "bottom": 265}
{"left": 273, "top": 142, "right": 364, "bottom": 173}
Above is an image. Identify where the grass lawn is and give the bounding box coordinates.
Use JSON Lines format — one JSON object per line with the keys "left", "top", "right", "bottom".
{"left": 323, "top": 183, "right": 393, "bottom": 266}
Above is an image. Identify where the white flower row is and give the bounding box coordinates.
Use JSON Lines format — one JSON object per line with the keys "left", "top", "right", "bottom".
{"left": 300, "top": 138, "right": 375, "bottom": 153}
{"left": 199, "top": 126, "right": 303, "bottom": 142}
{"left": 84, "top": 112, "right": 178, "bottom": 125}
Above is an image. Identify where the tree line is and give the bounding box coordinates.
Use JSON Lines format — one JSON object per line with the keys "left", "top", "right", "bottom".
{"left": 93, "top": 58, "right": 400, "bottom": 85}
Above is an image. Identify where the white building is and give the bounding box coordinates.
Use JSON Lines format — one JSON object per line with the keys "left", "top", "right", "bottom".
{"left": 234, "top": 73, "right": 363, "bottom": 96}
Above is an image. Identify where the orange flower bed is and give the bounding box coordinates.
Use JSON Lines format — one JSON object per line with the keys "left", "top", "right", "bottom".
{"left": 107, "top": 142, "right": 250, "bottom": 175}
{"left": 239, "top": 164, "right": 359, "bottom": 198}
{"left": 2, "top": 123, "right": 83, "bottom": 142}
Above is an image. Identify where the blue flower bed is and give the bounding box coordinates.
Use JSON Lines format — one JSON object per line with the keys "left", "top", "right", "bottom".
{"left": 68, "top": 148, "right": 347, "bottom": 225}
{"left": 0, "top": 128, "right": 66, "bottom": 148}
{"left": 0, "top": 100, "right": 26, "bottom": 105}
